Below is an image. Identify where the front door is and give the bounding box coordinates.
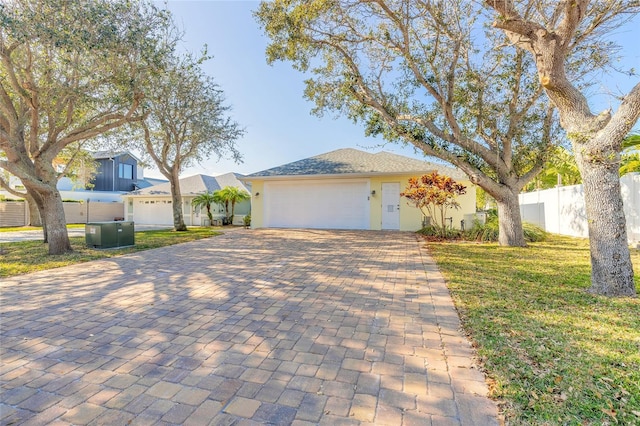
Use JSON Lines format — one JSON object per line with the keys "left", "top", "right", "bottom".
{"left": 381, "top": 182, "right": 400, "bottom": 230}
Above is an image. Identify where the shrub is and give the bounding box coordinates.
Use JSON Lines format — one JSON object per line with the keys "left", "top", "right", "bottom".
{"left": 417, "top": 225, "right": 463, "bottom": 240}
{"left": 465, "top": 218, "right": 499, "bottom": 242}
{"left": 463, "top": 210, "right": 547, "bottom": 242}
{"left": 522, "top": 222, "right": 547, "bottom": 242}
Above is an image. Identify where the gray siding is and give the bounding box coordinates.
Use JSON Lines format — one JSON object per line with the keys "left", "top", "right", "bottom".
{"left": 92, "top": 154, "right": 137, "bottom": 192}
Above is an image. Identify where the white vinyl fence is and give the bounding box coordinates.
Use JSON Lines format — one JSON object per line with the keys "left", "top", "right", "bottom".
{"left": 519, "top": 173, "right": 640, "bottom": 244}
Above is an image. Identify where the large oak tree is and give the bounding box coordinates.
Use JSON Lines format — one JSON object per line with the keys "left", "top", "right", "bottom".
{"left": 483, "top": 1, "right": 638, "bottom": 296}
{"left": 0, "top": 0, "right": 171, "bottom": 254}
{"left": 256, "top": 0, "right": 562, "bottom": 247}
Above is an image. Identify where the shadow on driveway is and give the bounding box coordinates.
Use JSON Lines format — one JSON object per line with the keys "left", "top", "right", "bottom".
{"left": 0, "top": 229, "right": 498, "bottom": 425}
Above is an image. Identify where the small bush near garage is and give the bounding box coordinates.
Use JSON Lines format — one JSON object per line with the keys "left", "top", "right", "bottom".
{"left": 419, "top": 210, "right": 547, "bottom": 243}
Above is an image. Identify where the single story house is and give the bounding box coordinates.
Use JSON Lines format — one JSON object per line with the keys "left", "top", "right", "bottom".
{"left": 242, "top": 148, "right": 476, "bottom": 231}
{"left": 122, "top": 173, "right": 251, "bottom": 226}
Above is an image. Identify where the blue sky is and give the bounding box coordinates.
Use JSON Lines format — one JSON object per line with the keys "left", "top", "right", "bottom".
{"left": 147, "top": 0, "right": 640, "bottom": 179}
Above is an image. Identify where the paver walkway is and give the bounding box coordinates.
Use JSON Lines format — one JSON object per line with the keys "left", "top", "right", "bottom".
{"left": 1, "top": 229, "right": 499, "bottom": 425}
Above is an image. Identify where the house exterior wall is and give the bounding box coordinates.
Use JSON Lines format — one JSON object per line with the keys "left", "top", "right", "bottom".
{"left": 123, "top": 195, "right": 251, "bottom": 226}
{"left": 64, "top": 202, "right": 125, "bottom": 223}
{"left": 250, "top": 181, "right": 265, "bottom": 228}
{"left": 370, "top": 175, "right": 475, "bottom": 231}
{"left": 92, "top": 155, "right": 137, "bottom": 192}
{"left": 93, "top": 158, "right": 115, "bottom": 191}
{"left": 248, "top": 175, "right": 475, "bottom": 231}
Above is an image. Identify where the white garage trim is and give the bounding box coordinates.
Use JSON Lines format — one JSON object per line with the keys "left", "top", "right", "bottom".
{"left": 264, "top": 179, "right": 370, "bottom": 229}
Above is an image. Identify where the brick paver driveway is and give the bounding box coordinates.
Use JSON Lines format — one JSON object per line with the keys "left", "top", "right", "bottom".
{"left": 1, "top": 229, "right": 498, "bottom": 425}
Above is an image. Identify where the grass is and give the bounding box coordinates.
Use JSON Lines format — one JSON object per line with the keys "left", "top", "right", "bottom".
{"left": 0, "top": 224, "right": 86, "bottom": 232}
{"left": 425, "top": 235, "right": 640, "bottom": 425}
{"left": 0, "top": 227, "right": 222, "bottom": 278}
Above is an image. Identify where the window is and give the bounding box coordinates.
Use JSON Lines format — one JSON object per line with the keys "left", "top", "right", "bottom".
{"left": 118, "top": 163, "right": 133, "bottom": 179}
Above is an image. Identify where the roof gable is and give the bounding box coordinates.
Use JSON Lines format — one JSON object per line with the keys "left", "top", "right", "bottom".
{"left": 245, "top": 148, "right": 465, "bottom": 179}
{"left": 127, "top": 173, "right": 249, "bottom": 196}
{"left": 92, "top": 150, "right": 141, "bottom": 163}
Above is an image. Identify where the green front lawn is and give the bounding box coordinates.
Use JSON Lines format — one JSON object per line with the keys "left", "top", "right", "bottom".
{"left": 0, "top": 224, "right": 86, "bottom": 232}
{"left": 426, "top": 236, "right": 640, "bottom": 425}
{"left": 0, "top": 227, "right": 221, "bottom": 278}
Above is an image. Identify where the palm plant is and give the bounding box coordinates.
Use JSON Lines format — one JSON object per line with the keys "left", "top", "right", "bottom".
{"left": 524, "top": 146, "right": 581, "bottom": 191}
{"left": 212, "top": 190, "right": 228, "bottom": 219}
{"left": 620, "top": 134, "right": 640, "bottom": 176}
{"left": 191, "top": 192, "right": 217, "bottom": 225}
{"left": 215, "top": 186, "right": 251, "bottom": 224}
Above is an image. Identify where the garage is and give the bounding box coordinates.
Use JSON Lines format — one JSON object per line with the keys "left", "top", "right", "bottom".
{"left": 133, "top": 198, "right": 174, "bottom": 225}
{"left": 244, "top": 148, "right": 475, "bottom": 231}
{"left": 263, "top": 179, "right": 370, "bottom": 229}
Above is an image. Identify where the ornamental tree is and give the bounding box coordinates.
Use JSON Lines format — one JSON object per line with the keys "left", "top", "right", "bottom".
{"left": 482, "top": 1, "right": 638, "bottom": 296}
{"left": 401, "top": 172, "right": 467, "bottom": 238}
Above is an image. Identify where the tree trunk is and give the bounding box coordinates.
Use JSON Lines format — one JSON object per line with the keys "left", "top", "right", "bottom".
{"left": 169, "top": 175, "right": 187, "bottom": 232}
{"left": 31, "top": 192, "right": 48, "bottom": 243}
{"left": 25, "top": 193, "right": 42, "bottom": 227}
{"left": 230, "top": 201, "right": 237, "bottom": 225}
{"left": 26, "top": 184, "right": 72, "bottom": 254}
{"left": 495, "top": 189, "right": 527, "bottom": 247}
{"left": 574, "top": 148, "right": 636, "bottom": 296}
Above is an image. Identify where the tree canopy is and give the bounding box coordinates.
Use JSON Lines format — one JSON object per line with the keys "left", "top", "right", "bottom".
{"left": 256, "top": 0, "right": 563, "bottom": 247}
{"left": 258, "top": 0, "right": 639, "bottom": 295}
{"left": 138, "top": 50, "right": 244, "bottom": 231}
{"left": 0, "top": 0, "right": 172, "bottom": 253}
{"left": 483, "top": 0, "right": 639, "bottom": 296}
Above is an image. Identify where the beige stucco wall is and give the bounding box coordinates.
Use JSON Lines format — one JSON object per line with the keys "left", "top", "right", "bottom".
{"left": 247, "top": 175, "right": 475, "bottom": 231}
{"left": 249, "top": 181, "right": 265, "bottom": 228}
{"left": 65, "top": 201, "right": 125, "bottom": 223}
{"left": 369, "top": 175, "right": 475, "bottom": 231}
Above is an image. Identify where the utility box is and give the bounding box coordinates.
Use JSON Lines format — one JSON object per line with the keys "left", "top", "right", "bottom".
{"left": 86, "top": 221, "right": 134, "bottom": 249}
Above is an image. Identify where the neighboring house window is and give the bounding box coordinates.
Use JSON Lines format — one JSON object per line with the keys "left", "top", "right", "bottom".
{"left": 118, "top": 163, "right": 133, "bottom": 179}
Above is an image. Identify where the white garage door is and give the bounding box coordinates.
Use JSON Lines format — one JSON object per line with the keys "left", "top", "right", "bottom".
{"left": 133, "top": 199, "right": 174, "bottom": 225}
{"left": 264, "top": 180, "right": 370, "bottom": 229}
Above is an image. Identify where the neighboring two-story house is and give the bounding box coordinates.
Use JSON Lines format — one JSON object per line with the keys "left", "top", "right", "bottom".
{"left": 54, "top": 151, "right": 163, "bottom": 201}
{"left": 90, "top": 151, "right": 140, "bottom": 192}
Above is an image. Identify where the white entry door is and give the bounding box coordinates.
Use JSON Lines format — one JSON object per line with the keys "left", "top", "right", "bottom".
{"left": 381, "top": 182, "right": 400, "bottom": 230}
